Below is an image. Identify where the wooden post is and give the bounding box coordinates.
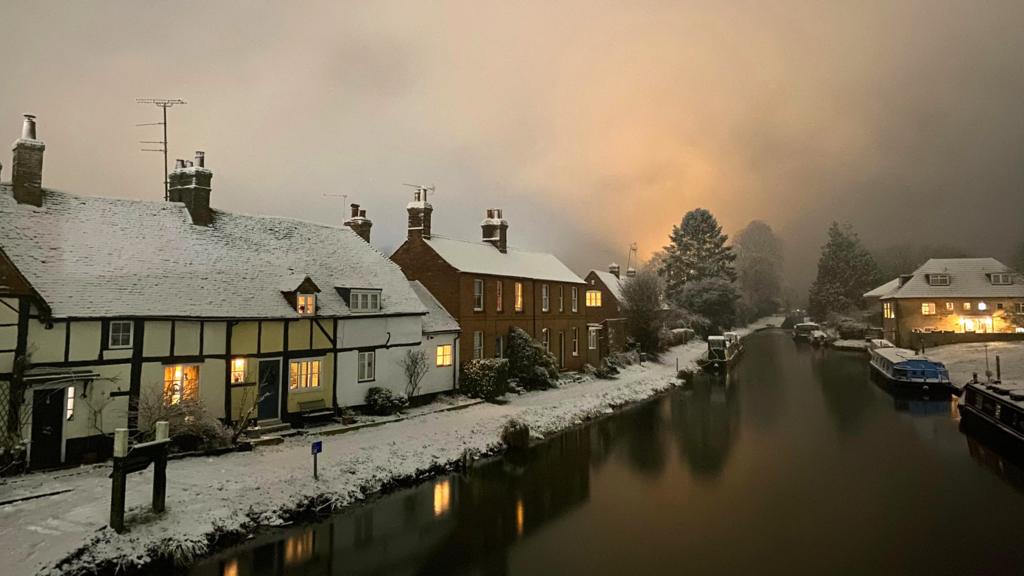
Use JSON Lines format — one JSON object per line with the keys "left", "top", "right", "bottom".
{"left": 152, "top": 421, "right": 169, "bottom": 513}
{"left": 996, "top": 356, "right": 1001, "bottom": 381}
{"left": 110, "top": 428, "right": 129, "bottom": 534}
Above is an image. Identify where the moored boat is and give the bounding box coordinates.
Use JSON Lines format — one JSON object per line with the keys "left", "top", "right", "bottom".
{"left": 961, "top": 380, "right": 1024, "bottom": 446}
{"left": 869, "top": 346, "right": 951, "bottom": 391}
{"left": 792, "top": 322, "right": 820, "bottom": 343}
{"left": 700, "top": 335, "right": 742, "bottom": 371}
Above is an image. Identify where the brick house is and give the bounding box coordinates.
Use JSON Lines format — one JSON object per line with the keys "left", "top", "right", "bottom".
{"left": 583, "top": 264, "right": 631, "bottom": 364}
{"left": 390, "top": 192, "right": 589, "bottom": 371}
{"left": 865, "top": 258, "right": 1024, "bottom": 348}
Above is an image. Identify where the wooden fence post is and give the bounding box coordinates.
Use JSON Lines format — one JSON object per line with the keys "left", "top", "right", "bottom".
{"left": 152, "top": 421, "right": 169, "bottom": 513}
{"left": 110, "top": 428, "right": 129, "bottom": 534}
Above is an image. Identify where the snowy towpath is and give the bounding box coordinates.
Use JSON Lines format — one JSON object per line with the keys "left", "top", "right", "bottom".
{"left": 2, "top": 318, "right": 779, "bottom": 576}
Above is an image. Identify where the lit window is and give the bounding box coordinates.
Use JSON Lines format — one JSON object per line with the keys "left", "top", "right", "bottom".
{"left": 164, "top": 365, "right": 199, "bottom": 405}
{"left": 514, "top": 282, "right": 524, "bottom": 312}
{"left": 963, "top": 302, "right": 971, "bottom": 311}
{"left": 290, "top": 359, "right": 322, "bottom": 389}
{"left": 945, "top": 302, "right": 954, "bottom": 311}
{"left": 296, "top": 293, "right": 316, "bottom": 315}
{"left": 572, "top": 327, "right": 579, "bottom": 356}
{"left": 991, "top": 273, "right": 1013, "bottom": 285}
{"left": 541, "top": 328, "right": 549, "bottom": 351}
{"left": 542, "top": 285, "right": 550, "bottom": 312}
{"left": 929, "top": 274, "right": 950, "bottom": 286}
{"left": 559, "top": 286, "right": 564, "bottom": 312}
{"left": 1017, "top": 303, "right": 1024, "bottom": 314}
{"left": 231, "top": 358, "right": 247, "bottom": 383}
{"left": 349, "top": 290, "right": 381, "bottom": 313}
{"left": 921, "top": 303, "right": 936, "bottom": 315}
{"left": 883, "top": 302, "right": 894, "bottom": 319}
{"left": 436, "top": 344, "right": 453, "bottom": 367}
{"left": 496, "top": 281, "right": 503, "bottom": 312}
{"left": 356, "top": 352, "right": 374, "bottom": 382}
{"left": 473, "top": 331, "right": 484, "bottom": 359}
{"left": 588, "top": 327, "right": 599, "bottom": 350}
{"left": 473, "top": 279, "right": 484, "bottom": 311}
{"left": 66, "top": 386, "right": 75, "bottom": 420}
{"left": 978, "top": 302, "right": 988, "bottom": 311}
{"left": 571, "top": 287, "right": 579, "bottom": 312}
{"left": 495, "top": 335, "right": 504, "bottom": 358}
{"left": 586, "top": 290, "right": 602, "bottom": 307}
{"left": 108, "top": 320, "right": 133, "bottom": 349}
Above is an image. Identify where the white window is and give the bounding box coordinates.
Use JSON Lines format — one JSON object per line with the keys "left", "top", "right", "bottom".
{"left": 1016, "top": 303, "right": 1024, "bottom": 314}
{"left": 349, "top": 290, "right": 381, "bottom": 313}
{"left": 945, "top": 302, "right": 954, "bottom": 311}
{"left": 291, "top": 359, "right": 322, "bottom": 389}
{"left": 164, "top": 364, "right": 199, "bottom": 405}
{"left": 108, "top": 320, "right": 133, "bottom": 349}
{"left": 883, "top": 302, "right": 894, "bottom": 319}
{"left": 588, "top": 327, "right": 599, "bottom": 350}
{"left": 991, "top": 273, "right": 1013, "bottom": 285}
{"left": 921, "top": 303, "right": 936, "bottom": 315}
{"left": 572, "top": 327, "right": 579, "bottom": 356}
{"left": 473, "top": 331, "right": 484, "bottom": 359}
{"left": 514, "top": 282, "right": 524, "bottom": 312}
{"left": 963, "top": 302, "right": 972, "bottom": 311}
{"left": 296, "top": 293, "right": 316, "bottom": 315}
{"left": 495, "top": 335, "right": 504, "bottom": 358}
{"left": 542, "top": 284, "right": 550, "bottom": 312}
{"left": 542, "top": 328, "right": 550, "bottom": 351}
{"left": 571, "top": 287, "right": 579, "bottom": 312}
{"left": 356, "top": 352, "right": 374, "bottom": 382}
{"left": 436, "top": 344, "right": 453, "bottom": 367}
{"left": 496, "top": 281, "right": 503, "bottom": 312}
{"left": 978, "top": 302, "right": 988, "bottom": 311}
{"left": 65, "top": 386, "right": 75, "bottom": 420}
{"left": 586, "top": 290, "right": 602, "bottom": 307}
{"left": 473, "top": 279, "right": 484, "bottom": 311}
{"left": 559, "top": 286, "right": 564, "bottom": 312}
{"left": 231, "top": 358, "right": 247, "bottom": 384}
{"left": 929, "top": 274, "right": 950, "bottom": 286}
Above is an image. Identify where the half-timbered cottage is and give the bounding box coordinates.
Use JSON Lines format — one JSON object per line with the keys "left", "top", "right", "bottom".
{"left": 0, "top": 115, "right": 458, "bottom": 469}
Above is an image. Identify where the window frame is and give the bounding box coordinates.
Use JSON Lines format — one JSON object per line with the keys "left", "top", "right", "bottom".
{"left": 559, "top": 286, "right": 564, "bottom": 312}
{"left": 541, "top": 328, "right": 550, "bottom": 352}
{"left": 978, "top": 302, "right": 988, "bottom": 311}
{"left": 929, "top": 274, "right": 951, "bottom": 286}
{"left": 230, "top": 357, "right": 248, "bottom": 384}
{"left": 473, "top": 279, "right": 484, "bottom": 312}
{"left": 945, "top": 302, "right": 954, "bottom": 311}
{"left": 296, "top": 293, "right": 317, "bottom": 316}
{"left": 164, "top": 364, "right": 200, "bottom": 406}
{"left": 882, "top": 301, "right": 894, "bottom": 319}
{"left": 473, "top": 331, "right": 484, "bottom": 359}
{"left": 436, "top": 344, "right": 453, "bottom": 367}
{"left": 496, "top": 281, "right": 503, "bottom": 312}
{"left": 349, "top": 289, "right": 381, "bottom": 313}
{"left": 572, "top": 327, "right": 579, "bottom": 357}
{"left": 356, "top": 352, "right": 375, "bottom": 383}
{"left": 571, "top": 287, "right": 579, "bottom": 312}
{"left": 107, "top": 320, "right": 134, "bottom": 349}
{"left": 1016, "top": 303, "right": 1024, "bottom": 314}
{"left": 921, "top": 302, "right": 936, "bottom": 316}
{"left": 588, "top": 327, "right": 599, "bottom": 350}
{"left": 514, "top": 282, "right": 524, "bottom": 312}
{"left": 66, "top": 386, "right": 75, "bottom": 421}
{"left": 542, "top": 284, "right": 550, "bottom": 312}
{"left": 495, "top": 335, "right": 504, "bottom": 359}
{"left": 963, "top": 302, "right": 972, "bottom": 311}
{"left": 991, "top": 273, "right": 1013, "bottom": 285}
{"left": 586, "top": 290, "right": 602, "bottom": 307}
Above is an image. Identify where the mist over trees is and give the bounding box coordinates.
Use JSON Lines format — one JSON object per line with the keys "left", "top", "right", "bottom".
{"left": 871, "top": 243, "right": 969, "bottom": 281}
{"left": 808, "top": 222, "right": 880, "bottom": 320}
{"left": 734, "top": 220, "right": 784, "bottom": 319}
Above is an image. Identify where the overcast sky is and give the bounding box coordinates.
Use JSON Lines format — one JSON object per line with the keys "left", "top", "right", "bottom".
{"left": 2, "top": 1, "right": 1022, "bottom": 289}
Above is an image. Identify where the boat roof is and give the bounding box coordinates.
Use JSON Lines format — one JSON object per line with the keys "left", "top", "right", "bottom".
{"left": 795, "top": 322, "right": 820, "bottom": 328}
{"left": 870, "top": 339, "right": 894, "bottom": 348}
{"left": 873, "top": 347, "right": 947, "bottom": 367}
{"left": 708, "top": 335, "right": 726, "bottom": 342}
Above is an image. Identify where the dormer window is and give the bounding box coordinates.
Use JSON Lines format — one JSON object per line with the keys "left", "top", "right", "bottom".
{"left": 928, "top": 274, "right": 950, "bottom": 286}
{"left": 349, "top": 289, "right": 381, "bottom": 313}
{"left": 991, "top": 273, "right": 1013, "bottom": 285}
{"left": 296, "top": 293, "right": 316, "bottom": 315}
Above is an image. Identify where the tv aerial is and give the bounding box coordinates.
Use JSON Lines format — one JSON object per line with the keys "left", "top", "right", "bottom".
{"left": 402, "top": 183, "right": 436, "bottom": 202}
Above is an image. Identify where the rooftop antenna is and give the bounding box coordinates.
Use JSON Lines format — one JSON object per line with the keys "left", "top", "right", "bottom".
{"left": 136, "top": 98, "right": 187, "bottom": 201}
{"left": 322, "top": 193, "right": 349, "bottom": 219}
{"left": 402, "top": 183, "right": 436, "bottom": 203}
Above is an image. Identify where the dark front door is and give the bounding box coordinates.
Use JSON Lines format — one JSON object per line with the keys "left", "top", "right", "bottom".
{"left": 30, "top": 388, "right": 65, "bottom": 469}
{"left": 258, "top": 359, "right": 282, "bottom": 420}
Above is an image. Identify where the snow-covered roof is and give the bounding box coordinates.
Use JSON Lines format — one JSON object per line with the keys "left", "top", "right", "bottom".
{"left": 863, "top": 277, "right": 900, "bottom": 299}
{"left": 0, "top": 186, "right": 426, "bottom": 319}
{"left": 589, "top": 270, "right": 625, "bottom": 302}
{"left": 422, "top": 235, "right": 585, "bottom": 284}
{"left": 409, "top": 281, "right": 459, "bottom": 334}
{"left": 880, "top": 258, "right": 1024, "bottom": 299}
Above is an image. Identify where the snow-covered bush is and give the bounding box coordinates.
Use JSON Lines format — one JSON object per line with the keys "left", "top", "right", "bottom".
{"left": 507, "top": 327, "right": 559, "bottom": 390}
{"left": 365, "top": 386, "right": 409, "bottom": 415}
{"left": 500, "top": 418, "right": 530, "bottom": 450}
{"left": 137, "top": 391, "right": 233, "bottom": 452}
{"left": 460, "top": 358, "right": 509, "bottom": 401}
{"left": 834, "top": 316, "right": 869, "bottom": 339}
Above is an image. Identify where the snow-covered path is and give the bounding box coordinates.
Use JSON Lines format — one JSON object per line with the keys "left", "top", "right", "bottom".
{"left": 1, "top": 318, "right": 779, "bottom": 575}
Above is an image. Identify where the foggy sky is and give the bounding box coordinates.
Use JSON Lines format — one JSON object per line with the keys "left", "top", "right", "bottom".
{"left": 2, "top": 1, "right": 1022, "bottom": 291}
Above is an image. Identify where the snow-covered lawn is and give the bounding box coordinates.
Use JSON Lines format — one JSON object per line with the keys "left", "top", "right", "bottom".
{"left": 927, "top": 341, "right": 1024, "bottom": 389}
{"left": 1, "top": 317, "right": 780, "bottom": 576}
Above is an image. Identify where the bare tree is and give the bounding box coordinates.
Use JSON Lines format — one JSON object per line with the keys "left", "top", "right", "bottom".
{"left": 400, "top": 349, "right": 430, "bottom": 399}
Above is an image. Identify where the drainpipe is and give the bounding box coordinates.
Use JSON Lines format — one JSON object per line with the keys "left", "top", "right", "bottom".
{"left": 452, "top": 334, "right": 460, "bottom": 391}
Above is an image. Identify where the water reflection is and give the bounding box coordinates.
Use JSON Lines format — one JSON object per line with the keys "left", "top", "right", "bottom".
{"left": 672, "top": 372, "right": 739, "bottom": 477}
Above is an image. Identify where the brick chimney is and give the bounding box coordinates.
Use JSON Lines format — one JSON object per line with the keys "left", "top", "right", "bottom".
{"left": 344, "top": 203, "right": 373, "bottom": 242}
{"left": 406, "top": 188, "right": 433, "bottom": 240}
{"left": 169, "top": 151, "right": 213, "bottom": 225}
{"left": 12, "top": 114, "right": 45, "bottom": 206}
{"left": 481, "top": 208, "right": 508, "bottom": 253}
{"left": 608, "top": 262, "right": 621, "bottom": 279}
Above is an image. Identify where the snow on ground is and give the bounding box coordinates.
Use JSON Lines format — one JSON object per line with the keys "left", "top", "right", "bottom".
{"left": 927, "top": 341, "right": 1024, "bottom": 389}
{"left": 831, "top": 339, "right": 870, "bottom": 351}
{"left": 0, "top": 317, "right": 780, "bottom": 576}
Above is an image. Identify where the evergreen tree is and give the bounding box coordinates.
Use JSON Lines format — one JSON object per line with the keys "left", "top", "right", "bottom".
{"left": 621, "top": 269, "right": 664, "bottom": 353}
{"left": 677, "top": 278, "right": 739, "bottom": 335}
{"left": 660, "top": 208, "right": 735, "bottom": 304}
{"left": 807, "top": 222, "right": 880, "bottom": 319}
{"left": 734, "top": 220, "right": 783, "bottom": 318}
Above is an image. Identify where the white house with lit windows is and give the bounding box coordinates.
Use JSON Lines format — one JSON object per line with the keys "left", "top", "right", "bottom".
{"left": 0, "top": 115, "right": 459, "bottom": 469}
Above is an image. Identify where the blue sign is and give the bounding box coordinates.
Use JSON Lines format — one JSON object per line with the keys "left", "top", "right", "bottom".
{"left": 311, "top": 440, "right": 322, "bottom": 455}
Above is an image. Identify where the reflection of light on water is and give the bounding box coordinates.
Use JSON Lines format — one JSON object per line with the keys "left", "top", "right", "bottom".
{"left": 433, "top": 479, "right": 451, "bottom": 517}
{"left": 516, "top": 498, "right": 524, "bottom": 537}
{"left": 284, "top": 529, "right": 314, "bottom": 566}
{"left": 222, "top": 558, "right": 238, "bottom": 576}
{"left": 951, "top": 395, "right": 961, "bottom": 421}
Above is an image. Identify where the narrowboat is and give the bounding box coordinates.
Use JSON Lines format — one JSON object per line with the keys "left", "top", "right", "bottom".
{"left": 700, "top": 335, "right": 741, "bottom": 371}
{"left": 961, "top": 380, "right": 1024, "bottom": 446}
{"left": 792, "top": 322, "right": 820, "bottom": 343}
{"left": 869, "top": 347, "right": 951, "bottom": 390}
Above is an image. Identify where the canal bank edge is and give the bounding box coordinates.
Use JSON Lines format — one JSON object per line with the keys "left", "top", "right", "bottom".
{"left": 38, "top": 317, "right": 783, "bottom": 576}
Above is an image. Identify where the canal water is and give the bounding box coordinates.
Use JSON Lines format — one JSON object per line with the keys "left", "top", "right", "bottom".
{"left": 190, "top": 329, "right": 1024, "bottom": 575}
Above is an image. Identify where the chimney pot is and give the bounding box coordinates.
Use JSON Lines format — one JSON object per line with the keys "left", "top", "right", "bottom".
{"left": 175, "top": 159, "right": 186, "bottom": 169}
{"left": 359, "top": 209, "right": 366, "bottom": 218}
{"left": 481, "top": 208, "right": 509, "bottom": 253}
{"left": 350, "top": 203, "right": 360, "bottom": 218}
{"left": 406, "top": 189, "right": 433, "bottom": 240}
{"left": 21, "top": 114, "right": 37, "bottom": 140}
{"left": 609, "top": 262, "right": 621, "bottom": 278}
{"left": 12, "top": 114, "right": 45, "bottom": 206}
{"left": 168, "top": 151, "right": 213, "bottom": 225}
{"left": 195, "top": 151, "right": 205, "bottom": 168}
{"left": 345, "top": 202, "right": 372, "bottom": 242}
